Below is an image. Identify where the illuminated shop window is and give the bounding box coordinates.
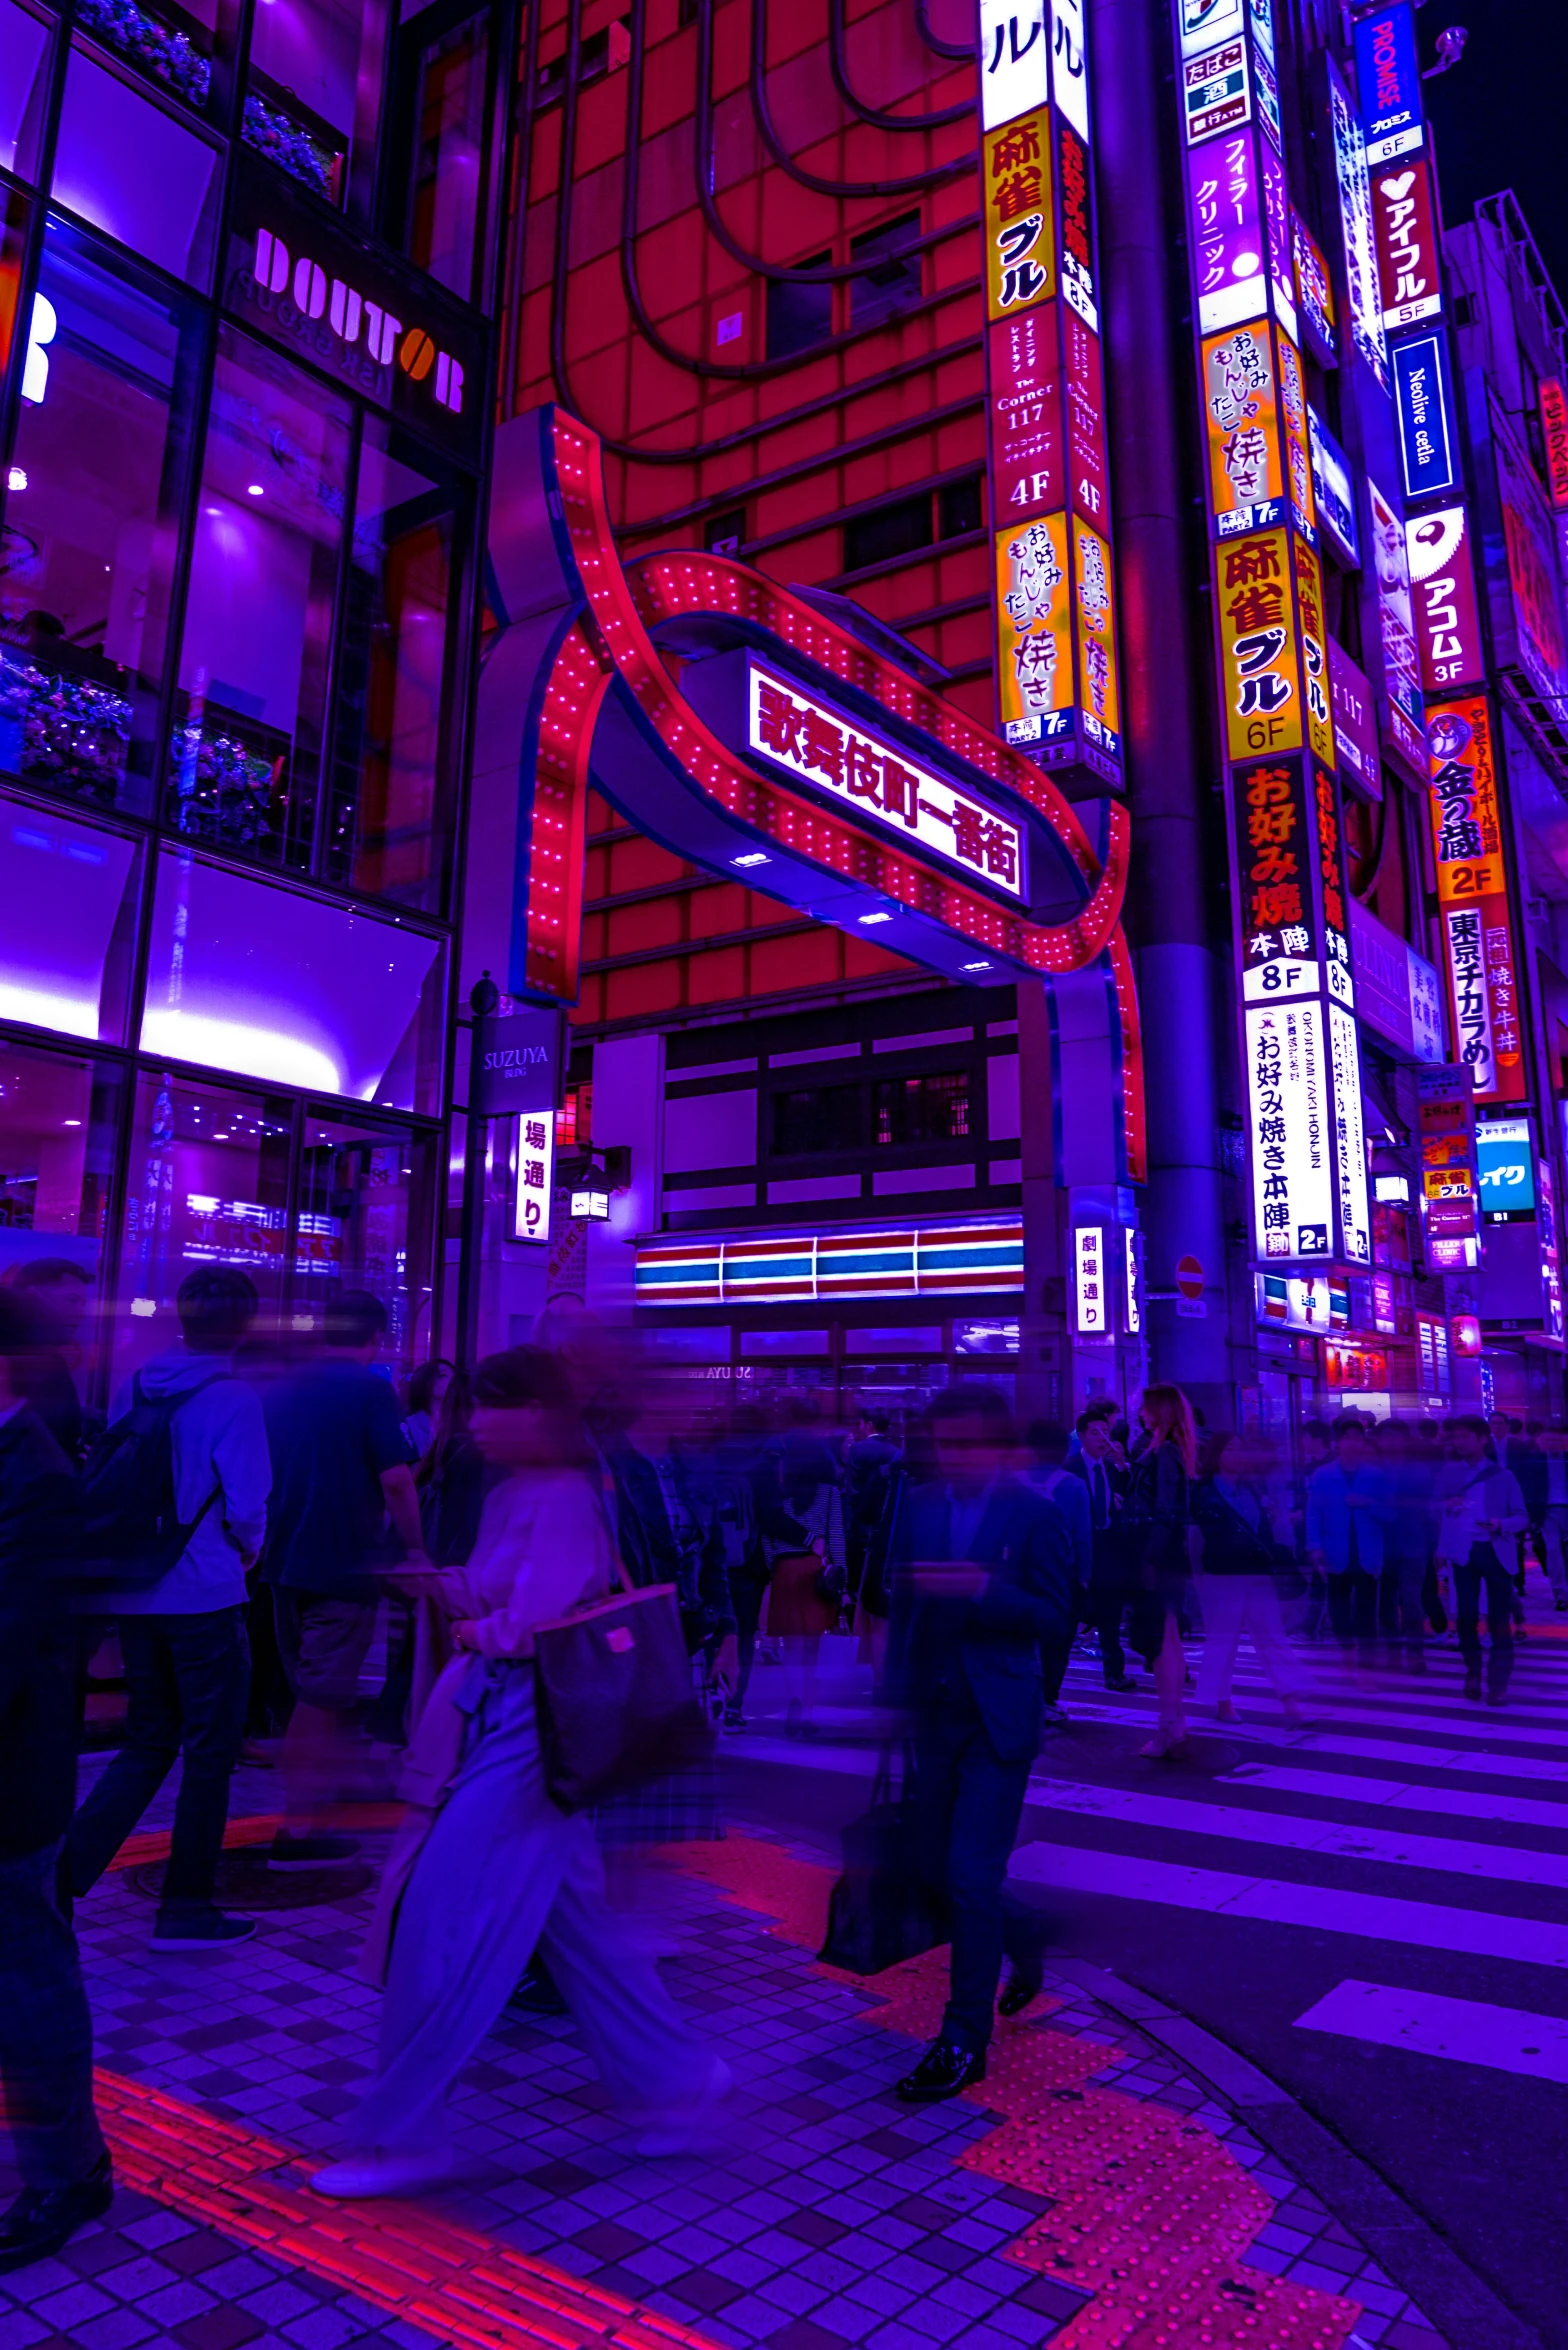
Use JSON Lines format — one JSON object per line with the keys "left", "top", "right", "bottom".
{"left": 174, "top": 328, "right": 352, "bottom": 870}
{"left": 140, "top": 851, "right": 446, "bottom": 1112}
{"left": 294, "top": 1109, "right": 438, "bottom": 1369}
{"left": 0, "top": 1036, "right": 123, "bottom": 1393}
{"left": 0, "top": 790, "right": 141, "bottom": 1045}
{"left": 873, "top": 1070, "right": 970, "bottom": 1147}
{"left": 2, "top": 222, "right": 199, "bottom": 818}
{"left": 52, "top": 41, "right": 222, "bottom": 285}
{"left": 0, "top": 0, "right": 52, "bottom": 182}
{"left": 326, "top": 420, "right": 465, "bottom": 913}
{"left": 244, "top": 0, "right": 389, "bottom": 208}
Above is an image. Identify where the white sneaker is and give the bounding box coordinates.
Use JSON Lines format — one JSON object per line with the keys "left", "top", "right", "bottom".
{"left": 308, "top": 2145, "right": 455, "bottom": 2199}
{"left": 633, "top": 2057, "right": 734, "bottom": 2158}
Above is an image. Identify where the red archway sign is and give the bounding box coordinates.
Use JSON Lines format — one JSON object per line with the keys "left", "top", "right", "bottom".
{"left": 480, "top": 406, "right": 1145, "bottom": 1184}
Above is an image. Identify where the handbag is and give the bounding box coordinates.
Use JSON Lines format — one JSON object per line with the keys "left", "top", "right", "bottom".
{"left": 531, "top": 1548, "right": 712, "bottom": 1814}
{"left": 818, "top": 1745, "right": 949, "bottom": 1975}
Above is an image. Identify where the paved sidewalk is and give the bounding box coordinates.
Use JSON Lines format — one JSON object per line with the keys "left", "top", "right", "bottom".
{"left": 0, "top": 1758, "right": 1444, "bottom": 2350}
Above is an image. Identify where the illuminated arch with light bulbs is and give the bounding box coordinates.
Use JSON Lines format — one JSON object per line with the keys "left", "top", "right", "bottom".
{"left": 481, "top": 406, "right": 1145, "bottom": 1182}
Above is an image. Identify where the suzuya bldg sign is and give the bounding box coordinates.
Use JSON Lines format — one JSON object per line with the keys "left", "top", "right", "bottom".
{"left": 472, "top": 406, "right": 1147, "bottom": 1189}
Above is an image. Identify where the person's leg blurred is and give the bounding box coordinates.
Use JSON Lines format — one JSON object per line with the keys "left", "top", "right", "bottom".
{"left": 0, "top": 1842, "right": 107, "bottom": 2190}
{"left": 1482, "top": 1555, "right": 1516, "bottom": 1700}
{"left": 1239, "top": 1576, "right": 1310, "bottom": 1703}
{"left": 1393, "top": 1557, "right": 1428, "bottom": 1664}
{"left": 157, "top": 1610, "right": 249, "bottom": 1910}
{"left": 1454, "top": 1556, "right": 1483, "bottom": 1692}
{"left": 67, "top": 1623, "right": 180, "bottom": 1894}
{"left": 1544, "top": 1508, "right": 1568, "bottom": 1607}
{"left": 730, "top": 1573, "right": 764, "bottom": 1716}
{"left": 940, "top": 1724, "right": 1030, "bottom": 2054}
{"left": 1193, "top": 1576, "right": 1246, "bottom": 1710}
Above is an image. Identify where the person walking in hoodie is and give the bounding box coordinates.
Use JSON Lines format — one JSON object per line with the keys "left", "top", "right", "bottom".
{"left": 66, "top": 1270, "right": 269, "bottom": 1951}
{"left": 1434, "top": 1414, "right": 1527, "bottom": 1705}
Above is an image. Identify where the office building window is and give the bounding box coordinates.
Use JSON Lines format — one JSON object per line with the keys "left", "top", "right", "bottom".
{"left": 770, "top": 1083, "right": 862, "bottom": 1156}
{"left": 2, "top": 222, "right": 200, "bottom": 818}
{"left": 844, "top": 491, "right": 933, "bottom": 575}
{"left": 0, "top": 0, "right": 52, "bottom": 181}
{"left": 873, "top": 1069, "right": 970, "bottom": 1145}
{"left": 398, "top": 5, "right": 490, "bottom": 301}
{"left": 765, "top": 252, "right": 832, "bottom": 361}
{"left": 938, "top": 473, "right": 984, "bottom": 540}
{"left": 849, "top": 210, "right": 921, "bottom": 331}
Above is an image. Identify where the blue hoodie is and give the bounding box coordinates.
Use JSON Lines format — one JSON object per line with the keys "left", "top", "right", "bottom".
{"left": 100, "top": 1345, "right": 271, "bottom": 1615}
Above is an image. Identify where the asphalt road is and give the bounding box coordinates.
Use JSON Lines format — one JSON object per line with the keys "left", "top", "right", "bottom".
{"left": 719, "top": 1609, "right": 1568, "bottom": 2350}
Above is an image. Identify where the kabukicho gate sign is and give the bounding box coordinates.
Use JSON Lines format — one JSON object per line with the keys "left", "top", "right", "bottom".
{"left": 473, "top": 406, "right": 1145, "bottom": 1186}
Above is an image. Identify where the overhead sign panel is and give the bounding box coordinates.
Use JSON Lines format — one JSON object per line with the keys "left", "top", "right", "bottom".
{"left": 1353, "top": 2, "right": 1424, "bottom": 165}
{"left": 1426, "top": 699, "right": 1525, "bottom": 1105}
{"left": 1392, "top": 330, "right": 1458, "bottom": 499}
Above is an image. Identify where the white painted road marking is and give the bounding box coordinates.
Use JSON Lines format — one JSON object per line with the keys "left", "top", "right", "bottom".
{"left": 1226, "top": 1761, "right": 1568, "bottom": 1834}
{"left": 1006, "top": 1842, "right": 1568, "bottom": 1968}
{"left": 1293, "top": 1978, "right": 1568, "bottom": 2085}
{"left": 1023, "top": 1775, "right": 1568, "bottom": 1888}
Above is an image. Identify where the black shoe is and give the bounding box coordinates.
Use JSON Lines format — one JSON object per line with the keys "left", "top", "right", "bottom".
{"left": 507, "top": 1958, "right": 570, "bottom": 2016}
{"left": 997, "top": 1972, "right": 1042, "bottom": 2018}
{"left": 1463, "top": 1672, "right": 1482, "bottom": 1702}
{"left": 1104, "top": 1675, "right": 1140, "bottom": 1693}
{"left": 722, "top": 1703, "right": 744, "bottom": 1730}
{"left": 267, "top": 1831, "right": 360, "bottom": 1871}
{"left": 152, "top": 1907, "right": 256, "bottom": 1950}
{"left": 895, "top": 2039, "right": 986, "bottom": 2103}
{"left": 0, "top": 2155, "right": 113, "bottom": 2273}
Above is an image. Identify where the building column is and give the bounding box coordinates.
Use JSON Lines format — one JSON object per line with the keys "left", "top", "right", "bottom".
{"left": 1093, "top": 0, "right": 1235, "bottom": 1426}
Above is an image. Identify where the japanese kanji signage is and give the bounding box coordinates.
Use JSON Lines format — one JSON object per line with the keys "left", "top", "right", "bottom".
{"left": 1188, "top": 134, "right": 1266, "bottom": 334}
{"left": 1426, "top": 698, "right": 1525, "bottom": 1104}
{"left": 977, "top": 0, "right": 1121, "bottom": 787}
{"left": 1368, "top": 477, "right": 1426, "bottom": 776}
{"left": 1329, "top": 637, "right": 1381, "bottom": 799}
{"left": 512, "top": 1109, "right": 556, "bottom": 1244}
{"left": 1292, "top": 210, "right": 1337, "bottom": 364}
{"left": 1217, "top": 528, "right": 1302, "bottom": 759}
{"left": 984, "top": 109, "right": 1055, "bottom": 322}
{"left": 978, "top": 0, "right": 1048, "bottom": 128}
{"left": 1492, "top": 400, "right": 1568, "bottom": 711}
{"left": 746, "top": 661, "right": 1026, "bottom": 899}
{"left": 1245, "top": 998, "right": 1334, "bottom": 1261}
{"left": 1371, "top": 159, "right": 1440, "bottom": 332}
{"left": 1204, "top": 323, "right": 1285, "bottom": 536}
{"left": 1353, "top": 2, "right": 1424, "bottom": 166}
{"left": 1074, "top": 1223, "right": 1108, "bottom": 1334}
{"left": 1405, "top": 505, "right": 1484, "bottom": 694}
{"left": 1540, "top": 377, "right": 1568, "bottom": 511}
{"left": 1329, "top": 58, "right": 1388, "bottom": 393}
{"left": 1183, "top": 36, "right": 1251, "bottom": 144}
{"left": 1418, "top": 1061, "right": 1480, "bottom": 1269}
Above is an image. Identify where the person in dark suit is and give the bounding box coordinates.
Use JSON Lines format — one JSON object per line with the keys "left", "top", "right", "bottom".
{"left": 1065, "top": 1408, "right": 1137, "bottom": 1690}
{"left": 0, "top": 1292, "right": 112, "bottom": 2271}
{"left": 884, "top": 1384, "right": 1075, "bottom": 2102}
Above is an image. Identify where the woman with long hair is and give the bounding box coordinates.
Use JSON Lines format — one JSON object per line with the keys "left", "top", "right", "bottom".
{"left": 310, "top": 1347, "right": 724, "bottom": 2200}
{"left": 1123, "top": 1384, "right": 1198, "bottom": 1756}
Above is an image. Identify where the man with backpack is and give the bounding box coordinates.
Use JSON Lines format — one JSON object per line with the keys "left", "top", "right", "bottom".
{"left": 66, "top": 1269, "right": 269, "bottom": 1950}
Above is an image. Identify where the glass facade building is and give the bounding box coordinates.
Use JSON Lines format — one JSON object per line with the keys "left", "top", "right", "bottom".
{"left": 0, "top": 0, "right": 505, "bottom": 1403}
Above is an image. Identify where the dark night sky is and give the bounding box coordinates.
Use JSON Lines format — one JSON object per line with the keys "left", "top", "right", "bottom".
{"left": 1420, "top": 0, "right": 1568, "bottom": 301}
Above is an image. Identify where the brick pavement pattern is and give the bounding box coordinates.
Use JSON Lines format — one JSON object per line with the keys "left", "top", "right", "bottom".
{"left": 0, "top": 1771, "right": 1446, "bottom": 2350}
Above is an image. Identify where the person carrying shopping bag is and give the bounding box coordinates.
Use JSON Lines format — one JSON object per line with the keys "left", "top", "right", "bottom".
{"left": 312, "top": 1347, "right": 726, "bottom": 2200}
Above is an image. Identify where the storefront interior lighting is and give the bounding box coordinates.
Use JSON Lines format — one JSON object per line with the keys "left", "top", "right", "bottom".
{"left": 1374, "top": 1174, "right": 1411, "bottom": 1203}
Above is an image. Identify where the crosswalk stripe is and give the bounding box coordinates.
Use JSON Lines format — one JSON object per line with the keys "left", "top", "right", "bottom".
{"left": 1056, "top": 1692, "right": 1568, "bottom": 1765}
{"left": 1023, "top": 1774, "right": 1568, "bottom": 1889}
{"left": 1005, "top": 1842, "right": 1568, "bottom": 1967}
{"left": 1226, "top": 1761, "right": 1568, "bottom": 1833}
{"left": 1293, "top": 1979, "right": 1568, "bottom": 2084}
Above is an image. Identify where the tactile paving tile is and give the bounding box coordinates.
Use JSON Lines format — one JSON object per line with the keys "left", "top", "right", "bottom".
{"left": 661, "top": 1832, "right": 1362, "bottom": 2350}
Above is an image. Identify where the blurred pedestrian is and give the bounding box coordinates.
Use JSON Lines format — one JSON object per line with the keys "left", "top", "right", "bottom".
{"left": 1024, "top": 1420, "right": 1091, "bottom": 1723}
{"left": 311, "top": 1348, "right": 725, "bottom": 2198}
{"left": 1306, "top": 1419, "right": 1389, "bottom": 1675}
{"left": 844, "top": 1409, "right": 898, "bottom": 1601}
{"left": 4, "top": 1258, "right": 91, "bottom": 1461}
{"left": 1192, "top": 1431, "right": 1308, "bottom": 1721}
{"left": 1537, "top": 1425, "right": 1568, "bottom": 1609}
{"left": 262, "top": 1291, "right": 426, "bottom": 1868}
{"left": 1434, "top": 1415, "right": 1527, "bottom": 1704}
{"left": 1068, "top": 1407, "right": 1135, "bottom": 1691}
{"left": 1123, "top": 1385, "right": 1198, "bottom": 1755}
{"left": 0, "top": 1292, "right": 112, "bottom": 2271}
{"left": 709, "top": 1403, "right": 780, "bottom": 1730}
{"left": 1377, "top": 1422, "right": 1436, "bottom": 1670}
{"left": 884, "top": 1386, "right": 1073, "bottom": 2099}
{"left": 765, "top": 1404, "right": 845, "bottom": 1738}
{"left": 67, "top": 1270, "right": 268, "bottom": 1950}
{"left": 401, "top": 1360, "right": 453, "bottom": 1464}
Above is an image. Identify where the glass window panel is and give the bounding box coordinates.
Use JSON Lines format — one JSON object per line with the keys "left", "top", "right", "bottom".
{"left": 0, "top": 790, "right": 141, "bottom": 1043}
{"left": 116, "top": 1069, "right": 289, "bottom": 1385}
{"left": 141, "top": 849, "right": 446, "bottom": 1112}
{"left": 73, "top": 0, "right": 232, "bottom": 120}
{"left": 326, "top": 424, "right": 462, "bottom": 911}
{"left": 294, "top": 1108, "right": 437, "bottom": 1372}
{"left": 402, "top": 9, "right": 487, "bottom": 300}
{"left": 0, "top": 180, "right": 28, "bottom": 384}
{"left": 52, "top": 43, "right": 223, "bottom": 287}
{"left": 0, "top": 1035, "right": 125, "bottom": 1420}
{"left": 244, "top": 0, "right": 387, "bottom": 208}
{"left": 173, "top": 328, "right": 350, "bottom": 867}
{"left": 2, "top": 222, "right": 199, "bottom": 818}
{"left": 0, "top": 0, "right": 52, "bottom": 183}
